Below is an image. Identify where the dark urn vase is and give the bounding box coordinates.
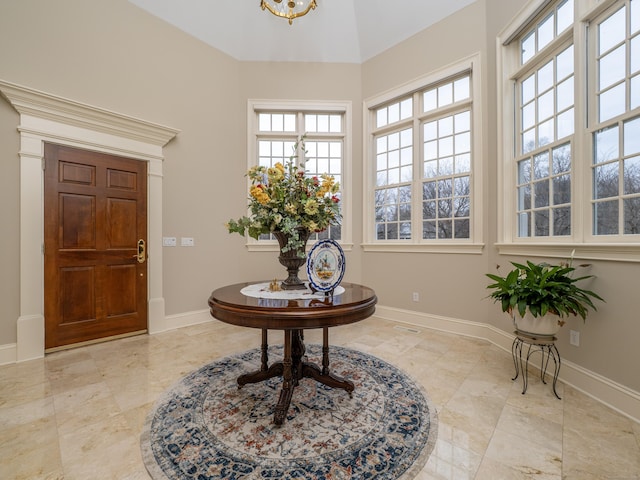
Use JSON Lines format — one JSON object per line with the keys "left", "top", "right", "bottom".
{"left": 273, "top": 228, "right": 311, "bottom": 290}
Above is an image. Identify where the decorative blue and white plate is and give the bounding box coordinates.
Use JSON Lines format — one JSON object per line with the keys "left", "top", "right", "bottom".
{"left": 306, "top": 239, "right": 345, "bottom": 292}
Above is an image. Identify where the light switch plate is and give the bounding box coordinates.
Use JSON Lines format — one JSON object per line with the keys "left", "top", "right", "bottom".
{"left": 181, "top": 237, "right": 195, "bottom": 247}
{"left": 162, "top": 237, "right": 177, "bottom": 247}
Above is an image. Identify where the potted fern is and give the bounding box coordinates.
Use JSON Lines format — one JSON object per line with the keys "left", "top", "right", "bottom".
{"left": 486, "top": 258, "right": 604, "bottom": 337}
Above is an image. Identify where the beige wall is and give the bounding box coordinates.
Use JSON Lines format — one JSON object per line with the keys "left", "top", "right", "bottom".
{"left": 0, "top": 0, "right": 244, "bottom": 320}
{"left": 360, "top": 0, "right": 501, "bottom": 325}
{"left": 0, "top": 0, "right": 638, "bottom": 393}
{"left": 236, "top": 61, "right": 364, "bottom": 283}
{"left": 361, "top": 0, "right": 640, "bottom": 393}
{"left": 0, "top": 99, "right": 20, "bottom": 343}
{"left": 358, "top": 0, "right": 531, "bottom": 320}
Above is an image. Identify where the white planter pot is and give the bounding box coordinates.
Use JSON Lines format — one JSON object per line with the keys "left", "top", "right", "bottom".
{"left": 513, "top": 311, "right": 563, "bottom": 337}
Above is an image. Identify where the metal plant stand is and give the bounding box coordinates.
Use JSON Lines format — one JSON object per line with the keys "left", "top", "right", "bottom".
{"left": 512, "top": 331, "right": 561, "bottom": 399}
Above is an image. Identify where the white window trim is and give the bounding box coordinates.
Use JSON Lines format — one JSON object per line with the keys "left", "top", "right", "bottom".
{"left": 362, "top": 54, "right": 484, "bottom": 254}
{"left": 496, "top": 0, "right": 640, "bottom": 263}
{"left": 246, "top": 99, "right": 353, "bottom": 252}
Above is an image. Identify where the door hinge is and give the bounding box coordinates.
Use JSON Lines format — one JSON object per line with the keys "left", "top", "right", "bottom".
{"left": 42, "top": 243, "right": 45, "bottom": 255}
{"left": 42, "top": 158, "right": 45, "bottom": 170}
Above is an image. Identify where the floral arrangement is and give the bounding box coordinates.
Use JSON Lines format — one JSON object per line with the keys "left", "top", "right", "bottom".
{"left": 226, "top": 137, "right": 341, "bottom": 253}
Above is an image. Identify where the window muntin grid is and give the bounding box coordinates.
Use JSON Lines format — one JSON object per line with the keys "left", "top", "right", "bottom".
{"left": 423, "top": 76, "right": 470, "bottom": 112}
{"left": 422, "top": 110, "right": 472, "bottom": 239}
{"left": 517, "top": 143, "right": 572, "bottom": 237}
{"left": 592, "top": 1, "right": 640, "bottom": 236}
{"left": 304, "top": 140, "right": 343, "bottom": 241}
{"left": 520, "top": 0, "right": 574, "bottom": 65}
{"left": 514, "top": 36, "right": 574, "bottom": 238}
{"left": 596, "top": 3, "right": 640, "bottom": 123}
{"left": 375, "top": 128, "right": 413, "bottom": 240}
{"left": 376, "top": 98, "right": 412, "bottom": 128}
{"left": 503, "top": 0, "right": 640, "bottom": 249}
{"left": 305, "top": 114, "right": 342, "bottom": 133}
{"left": 593, "top": 116, "right": 640, "bottom": 235}
{"left": 372, "top": 72, "right": 474, "bottom": 243}
{"left": 258, "top": 113, "right": 296, "bottom": 132}
{"left": 519, "top": 43, "right": 574, "bottom": 156}
{"left": 255, "top": 110, "right": 345, "bottom": 242}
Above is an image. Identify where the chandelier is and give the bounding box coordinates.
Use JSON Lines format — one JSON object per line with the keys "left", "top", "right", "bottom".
{"left": 260, "top": 0, "right": 317, "bottom": 25}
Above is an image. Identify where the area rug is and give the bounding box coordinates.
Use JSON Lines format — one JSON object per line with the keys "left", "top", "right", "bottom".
{"left": 140, "top": 344, "right": 438, "bottom": 479}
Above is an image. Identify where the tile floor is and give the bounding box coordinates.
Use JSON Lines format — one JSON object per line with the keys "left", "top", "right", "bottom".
{"left": 1, "top": 317, "right": 639, "bottom": 479}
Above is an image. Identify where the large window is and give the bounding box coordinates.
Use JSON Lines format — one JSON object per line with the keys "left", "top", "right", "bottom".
{"left": 248, "top": 100, "right": 351, "bottom": 249}
{"left": 499, "top": 0, "right": 640, "bottom": 260}
{"left": 592, "top": 1, "right": 640, "bottom": 235}
{"left": 364, "top": 56, "right": 483, "bottom": 252}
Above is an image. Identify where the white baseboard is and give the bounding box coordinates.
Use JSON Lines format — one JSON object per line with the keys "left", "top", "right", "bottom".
{"left": 559, "top": 360, "right": 640, "bottom": 426}
{"left": 164, "top": 309, "right": 213, "bottom": 331}
{"left": 374, "top": 305, "right": 640, "bottom": 424}
{"left": 2, "top": 304, "right": 637, "bottom": 423}
{"left": 0, "top": 343, "right": 17, "bottom": 366}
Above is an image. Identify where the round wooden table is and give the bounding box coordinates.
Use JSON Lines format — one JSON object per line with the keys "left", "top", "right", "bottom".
{"left": 208, "top": 282, "right": 377, "bottom": 425}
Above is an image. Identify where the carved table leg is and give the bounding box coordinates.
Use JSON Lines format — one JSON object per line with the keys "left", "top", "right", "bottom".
{"left": 291, "top": 329, "right": 306, "bottom": 385}
{"left": 302, "top": 326, "right": 354, "bottom": 394}
{"left": 260, "top": 329, "right": 268, "bottom": 371}
{"left": 274, "top": 330, "right": 294, "bottom": 426}
{"left": 237, "top": 329, "right": 283, "bottom": 387}
{"left": 322, "top": 327, "right": 330, "bottom": 375}
{"left": 237, "top": 363, "right": 283, "bottom": 387}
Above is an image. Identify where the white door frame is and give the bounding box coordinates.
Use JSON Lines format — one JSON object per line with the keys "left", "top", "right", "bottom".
{"left": 0, "top": 80, "right": 179, "bottom": 361}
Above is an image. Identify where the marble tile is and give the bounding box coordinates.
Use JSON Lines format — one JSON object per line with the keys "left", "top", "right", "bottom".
{"left": 2, "top": 446, "right": 65, "bottom": 480}
{"left": 122, "top": 401, "right": 156, "bottom": 432}
{"left": 0, "top": 396, "right": 55, "bottom": 428}
{"left": 0, "top": 376, "right": 51, "bottom": 410}
{"left": 482, "top": 428, "right": 562, "bottom": 478}
{"left": 0, "top": 316, "right": 638, "bottom": 479}
{"left": 52, "top": 381, "right": 123, "bottom": 436}
{"left": 562, "top": 386, "right": 640, "bottom": 478}
{"left": 563, "top": 415, "right": 640, "bottom": 478}
{"left": 420, "top": 422, "right": 483, "bottom": 479}
{"left": 58, "top": 413, "right": 140, "bottom": 480}
{"left": 0, "top": 415, "right": 63, "bottom": 480}
{"left": 475, "top": 455, "right": 560, "bottom": 480}
{"left": 45, "top": 355, "right": 104, "bottom": 395}
{"left": 444, "top": 378, "right": 509, "bottom": 433}
{"left": 435, "top": 407, "right": 498, "bottom": 456}
{"left": 495, "top": 403, "right": 563, "bottom": 453}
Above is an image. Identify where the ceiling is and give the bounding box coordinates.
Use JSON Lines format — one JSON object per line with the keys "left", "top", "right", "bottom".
{"left": 128, "top": 0, "right": 478, "bottom": 63}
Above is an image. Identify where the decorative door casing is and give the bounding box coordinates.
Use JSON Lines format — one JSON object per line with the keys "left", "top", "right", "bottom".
{"left": 0, "top": 79, "right": 179, "bottom": 362}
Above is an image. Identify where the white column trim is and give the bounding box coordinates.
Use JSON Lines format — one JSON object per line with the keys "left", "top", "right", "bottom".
{"left": 0, "top": 79, "right": 180, "bottom": 360}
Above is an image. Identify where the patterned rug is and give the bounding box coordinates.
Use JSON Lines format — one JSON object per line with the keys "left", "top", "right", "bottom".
{"left": 140, "top": 344, "right": 438, "bottom": 479}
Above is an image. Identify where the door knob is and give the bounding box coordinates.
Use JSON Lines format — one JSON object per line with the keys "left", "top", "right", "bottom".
{"left": 136, "top": 239, "right": 146, "bottom": 263}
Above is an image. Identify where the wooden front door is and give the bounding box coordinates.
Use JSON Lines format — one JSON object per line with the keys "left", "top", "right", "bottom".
{"left": 44, "top": 144, "right": 148, "bottom": 350}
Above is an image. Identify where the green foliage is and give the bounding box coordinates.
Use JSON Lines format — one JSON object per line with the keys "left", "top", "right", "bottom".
{"left": 486, "top": 260, "right": 604, "bottom": 321}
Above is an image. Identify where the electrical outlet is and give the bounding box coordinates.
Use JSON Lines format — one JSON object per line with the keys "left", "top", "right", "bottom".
{"left": 570, "top": 330, "right": 580, "bottom": 346}
{"left": 412, "top": 292, "right": 419, "bottom": 302}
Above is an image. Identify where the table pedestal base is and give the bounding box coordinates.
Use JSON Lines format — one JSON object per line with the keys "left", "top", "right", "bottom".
{"left": 238, "top": 327, "right": 353, "bottom": 426}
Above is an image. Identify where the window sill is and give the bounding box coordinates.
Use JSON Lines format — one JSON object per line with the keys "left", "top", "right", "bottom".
{"left": 495, "top": 243, "right": 640, "bottom": 263}
{"left": 361, "top": 242, "right": 484, "bottom": 254}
